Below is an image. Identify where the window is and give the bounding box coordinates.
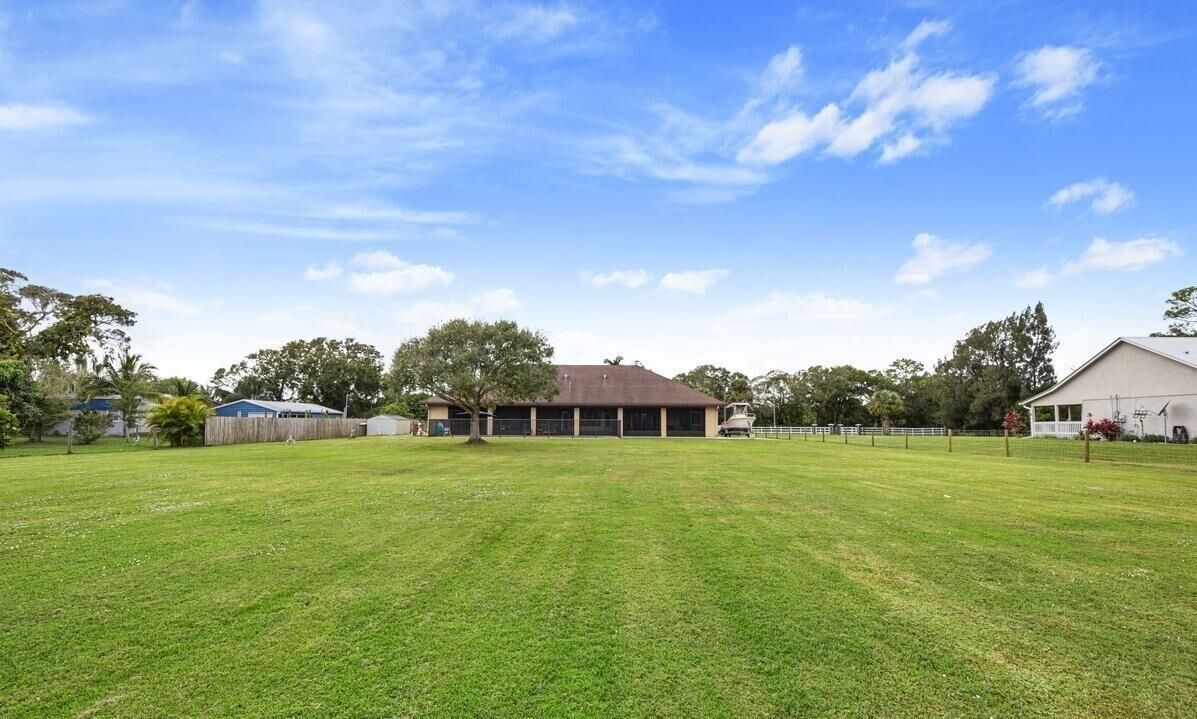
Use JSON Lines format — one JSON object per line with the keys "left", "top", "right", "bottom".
{"left": 666, "top": 408, "right": 705, "bottom": 436}
{"left": 624, "top": 408, "right": 661, "bottom": 436}
{"left": 1057, "top": 404, "right": 1083, "bottom": 422}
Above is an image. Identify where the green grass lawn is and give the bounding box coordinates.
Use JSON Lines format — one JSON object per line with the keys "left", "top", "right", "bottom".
{"left": 1, "top": 438, "right": 1193, "bottom": 718}
{"left": 0, "top": 435, "right": 151, "bottom": 459}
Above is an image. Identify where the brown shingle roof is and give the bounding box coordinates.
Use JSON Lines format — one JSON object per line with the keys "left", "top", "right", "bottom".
{"left": 425, "top": 364, "right": 721, "bottom": 407}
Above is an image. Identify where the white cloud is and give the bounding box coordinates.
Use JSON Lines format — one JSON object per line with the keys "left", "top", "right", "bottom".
{"left": 203, "top": 220, "right": 403, "bottom": 242}
{"left": 1062, "top": 237, "right": 1182, "bottom": 275}
{"left": 304, "top": 261, "right": 343, "bottom": 281}
{"left": 598, "top": 23, "right": 991, "bottom": 201}
{"left": 84, "top": 279, "right": 202, "bottom": 316}
{"left": 894, "top": 232, "right": 992, "bottom": 285}
{"left": 740, "top": 24, "right": 994, "bottom": 167}
{"left": 0, "top": 103, "right": 90, "bottom": 131}
{"left": 1046, "top": 178, "right": 1135, "bottom": 215}
{"left": 581, "top": 269, "right": 652, "bottom": 288}
{"left": 397, "top": 300, "right": 471, "bottom": 324}
{"left": 318, "top": 203, "right": 479, "bottom": 225}
{"left": 473, "top": 287, "right": 521, "bottom": 312}
{"left": 494, "top": 4, "right": 579, "bottom": 42}
{"left": 348, "top": 250, "right": 454, "bottom": 295}
{"left": 1015, "top": 266, "right": 1053, "bottom": 289}
{"left": 757, "top": 45, "right": 804, "bottom": 97}
{"left": 904, "top": 19, "right": 952, "bottom": 49}
{"left": 1015, "top": 45, "right": 1101, "bottom": 119}
{"left": 736, "top": 104, "right": 842, "bottom": 165}
{"left": 396, "top": 288, "right": 521, "bottom": 323}
{"left": 658, "top": 269, "right": 729, "bottom": 294}
{"left": 730, "top": 291, "right": 883, "bottom": 322}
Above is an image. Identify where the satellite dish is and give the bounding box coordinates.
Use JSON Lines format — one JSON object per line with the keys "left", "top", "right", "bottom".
{"left": 1156, "top": 401, "right": 1170, "bottom": 416}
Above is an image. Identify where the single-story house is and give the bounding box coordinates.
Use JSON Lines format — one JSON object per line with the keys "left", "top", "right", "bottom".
{"left": 367, "top": 414, "right": 411, "bottom": 436}
{"left": 52, "top": 395, "right": 156, "bottom": 437}
{"left": 425, "top": 364, "right": 722, "bottom": 437}
{"left": 212, "top": 399, "right": 345, "bottom": 418}
{"left": 1021, "top": 336, "right": 1197, "bottom": 441}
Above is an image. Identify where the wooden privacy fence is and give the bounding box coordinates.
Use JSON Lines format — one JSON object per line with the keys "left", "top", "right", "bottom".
{"left": 204, "top": 416, "right": 362, "bottom": 446}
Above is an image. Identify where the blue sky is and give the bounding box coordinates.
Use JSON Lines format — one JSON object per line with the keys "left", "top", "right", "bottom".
{"left": 1, "top": 0, "right": 1194, "bottom": 381}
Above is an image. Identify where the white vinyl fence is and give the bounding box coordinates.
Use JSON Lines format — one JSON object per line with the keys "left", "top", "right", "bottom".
{"left": 204, "top": 416, "right": 361, "bottom": 446}
{"left": 754, "top": 426, "right": 947, "bottom": 438}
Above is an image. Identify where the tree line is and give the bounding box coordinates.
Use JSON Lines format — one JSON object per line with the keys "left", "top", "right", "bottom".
{"left": 3, "top": 263, "right": 1194, "bottom": 446}
{"left": 672, "top": 303, "right": 1062, "bottom": 430}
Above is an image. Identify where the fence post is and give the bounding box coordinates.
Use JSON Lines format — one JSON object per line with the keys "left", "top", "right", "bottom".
{"left": 844, "top": 430, "right": 849, "bottom": 445}
{"left": 822, "top": 430, "right": 826, "bottom": 443}
{"left": 871, "top": 432, "right": 875, "bottom": 447}
{"left": 905, "top": 431, "right": 909, "bottom": 450}
{"left": 1083, "top": 430, "right": 1090, "bottom": 463}
{"left": 1004, "top": 428, "right": 1010, "bottom": 458}
{"left": 948, "top": 428, "right": 953, "bottom": 453}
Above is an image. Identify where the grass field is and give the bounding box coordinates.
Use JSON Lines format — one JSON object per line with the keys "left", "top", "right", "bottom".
{"left": 1, "top": 438, "right": 1194, "bottom": 718}
{"left": 0, "top": 435, "right": 151, "bottom": 458}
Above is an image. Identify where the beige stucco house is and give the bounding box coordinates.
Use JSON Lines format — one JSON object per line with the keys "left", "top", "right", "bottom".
{"left": 1021, "top": 336, "right": 1197, "bottom": 441}
{"left": 425, "top": 364, "right": 722, "bottom": 438}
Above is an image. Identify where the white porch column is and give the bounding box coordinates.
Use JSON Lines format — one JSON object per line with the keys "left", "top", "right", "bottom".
{"left": 660, "top": 407, "right": 668, "bottom": 438}
{"left": 573, "top": 407, "right": 580, "bottom": 437}
{"left": 529, "top": 406, "right": 537, "bottom": 436}
{"left": 616, "top": 407, "right": 624, "bottom": 437}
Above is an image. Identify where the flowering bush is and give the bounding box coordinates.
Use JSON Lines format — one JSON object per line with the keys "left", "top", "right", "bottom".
{"left": 1083, "top": 417, "right": 1121, "bottom": 441}
{"left": 1001, "top": 411, "right": 1026, "bottom": 435}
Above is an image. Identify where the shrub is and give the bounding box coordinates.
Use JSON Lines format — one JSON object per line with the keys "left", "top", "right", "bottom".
{"left": 74, "top": 410, "right": 113, "bottom": 445}
{"left": 1083, "top": 417, "right": 1122, "bottom": 441}
{"left": 147, "top": 396, "right": 212, "bottom": 447}
{"left": 1141, "top": 434, "right": 1167, "bottom": 443}
{"left": 1001, "top": 411, "right": 1026, "bottom": 435}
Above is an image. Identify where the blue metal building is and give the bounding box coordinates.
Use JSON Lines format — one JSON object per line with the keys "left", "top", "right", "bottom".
{"left": 211, "top": 399, "right": 345, "bottom": 418}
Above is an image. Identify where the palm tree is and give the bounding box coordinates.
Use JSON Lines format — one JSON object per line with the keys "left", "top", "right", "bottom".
{"left": 157, "top": 376, "right": 207, "bottom": 399}
{"left": 603, "top": 355, "right": 624, "bottom": 365}
{"left": 866, "top": 389, "right": 905, "bottom": 432}
{"left": 99, "top": 349, "right": 158, "bottom": 441}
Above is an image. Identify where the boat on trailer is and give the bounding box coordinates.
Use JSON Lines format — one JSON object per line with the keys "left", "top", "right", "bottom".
{"left": 717, "top": 403, "right": 756, "bottom": 437}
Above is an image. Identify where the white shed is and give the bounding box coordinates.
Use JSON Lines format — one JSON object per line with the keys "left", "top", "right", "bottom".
{"left": 367, "top": 415, "right": 411, "bottom": 436}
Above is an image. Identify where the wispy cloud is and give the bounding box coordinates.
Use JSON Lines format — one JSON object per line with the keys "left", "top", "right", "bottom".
{"left": 203, "top": 220, "right": 405, "bottom": 242}
{"left": 894, "top": 232, "right": 991, "bottom": 285}
{"left": 729, "top": 291, "right": 883, "bottom": 322}
{"left": 1062, "top": 237, "right": 1182, "bottom": 274}
{"left": 312, "top": 203, "right": 480, "bottom": 225}
{"left": 581, "top": 269, "right": 652, "bottom": 288}
{"left": 304, "top": 261, "right": 343, "bottom": 281}
{"left": 1016, "top": 237, "right": 1181, "bottom": 288}
{"left": 658, "top": 269, "right": 729, "bottom": 294}
{"left": 1015, "top": 45, "right": 1102, "bottom": 120}
{"left": 1014, "top": 266, "right": 1053, "bottom": 289}
{"left": 396, "top": 287, "right": 521, "bottom": 323}
{"left": 348, "top": 250, "right": 454, "bottom": 295}
{"left": 84, "top": 278, "right": 203, "bottom": 316}
{"left": 0, "top": 103, "right": 90, "bottom": 131}
{"left": 1046, "top": 178, "right": 1134, "bottom": 215}
{"left": 493, "top": 4, "right": 579, "bottom": 42}
{"left": 740, "top": 20, "right": 994, "bottom": 166}
{"left": 594, "top": 19, "right": 993, "bottom": 202}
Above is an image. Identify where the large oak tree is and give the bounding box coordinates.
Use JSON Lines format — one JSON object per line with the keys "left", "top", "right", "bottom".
{"left": 211, "top": 337, "right": 384, "bottom": 416}
{"left": 391, "top": 319, "right": 557, "bottom": 444}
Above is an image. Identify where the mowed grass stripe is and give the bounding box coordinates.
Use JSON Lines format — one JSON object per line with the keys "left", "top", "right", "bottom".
{"left": 0, "top": 438, "right": 1193, "bottom": 718}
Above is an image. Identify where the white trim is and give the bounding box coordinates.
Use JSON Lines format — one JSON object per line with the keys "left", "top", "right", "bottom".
{"left": 1021, "top": 337, "right": 1197, "bottom": 407}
